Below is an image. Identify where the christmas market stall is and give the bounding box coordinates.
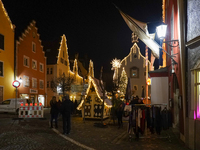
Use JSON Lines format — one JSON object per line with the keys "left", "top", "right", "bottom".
{"left": 77, "top": 76, "right": 112, "bottom": 119}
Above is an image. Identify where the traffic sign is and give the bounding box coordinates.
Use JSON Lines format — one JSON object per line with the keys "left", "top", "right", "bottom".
{"left": 12, "top": 80, "right": 21, "bottom": 88}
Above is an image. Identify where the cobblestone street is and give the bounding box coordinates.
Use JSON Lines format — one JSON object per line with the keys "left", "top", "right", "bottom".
{"left": 0, "top": 108, "right": 190, "bottom": 150}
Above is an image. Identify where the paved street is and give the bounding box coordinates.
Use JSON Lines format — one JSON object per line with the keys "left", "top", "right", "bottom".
{"left": 0, "top": 108, "right": 190, "bottom": 150}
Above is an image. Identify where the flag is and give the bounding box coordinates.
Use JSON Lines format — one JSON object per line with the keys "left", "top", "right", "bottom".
{"left": 116, "top": 7, "right": 161, "bottom": 59}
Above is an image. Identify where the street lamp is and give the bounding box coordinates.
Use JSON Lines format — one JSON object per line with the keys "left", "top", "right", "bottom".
{"left": 156, "top": 23, "right": 179, "bottom": 48}
{"left": 156, "top": 22, "right": 179, "bottom": 66}
{"left": 156, "top": 23, "right": 167, "bottom": 40}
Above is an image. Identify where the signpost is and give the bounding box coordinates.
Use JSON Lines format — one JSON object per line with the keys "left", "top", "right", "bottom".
{"left": 12, "top": 80, "right": 21, "bottom": 114}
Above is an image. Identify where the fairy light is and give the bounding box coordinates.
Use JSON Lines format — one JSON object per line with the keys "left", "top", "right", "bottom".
{"left": 1, "top": 0, "right": 14, "bottom": 30}
{"left": 121, "top": 43, "right": 151, "bottom": 67}
{"left": 78, "top": 76, "right": 112, "bottom": 110}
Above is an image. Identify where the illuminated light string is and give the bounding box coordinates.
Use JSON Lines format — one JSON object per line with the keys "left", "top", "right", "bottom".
{"left": 17, "top": 20, "right": 43, "bottom": 50}
{"left": 1, "top": 0, "right": 14, "bottom": 30}
{"left": 77, "top": 76, "right": 112, "bottom": 110}
{"left": 121, "top": 43, "right": 151, "bottom": 68}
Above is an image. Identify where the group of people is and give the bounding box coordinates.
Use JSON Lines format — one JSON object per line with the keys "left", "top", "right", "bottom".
{"left": 116, "top": 95, "right": 144, "bottom": 129}
{"left": 50, "top": 94, "right": 74, "bottom": 135}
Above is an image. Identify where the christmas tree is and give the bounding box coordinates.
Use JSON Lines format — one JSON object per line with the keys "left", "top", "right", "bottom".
{"left": 119, "top": 68, "right": 128, "bottom": 95}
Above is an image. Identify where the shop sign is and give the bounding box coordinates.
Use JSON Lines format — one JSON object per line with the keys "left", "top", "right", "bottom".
{"left": 30, "top": 89, "right": 38, "bottom": 94}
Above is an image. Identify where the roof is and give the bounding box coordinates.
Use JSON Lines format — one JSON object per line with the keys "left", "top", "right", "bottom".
{"left": 91, "top": 77, "right": 112, "bottom": 106}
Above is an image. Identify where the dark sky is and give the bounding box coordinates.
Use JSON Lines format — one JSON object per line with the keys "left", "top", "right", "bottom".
{"left": 2, "top": 0, "right": 162, "bottom": 77}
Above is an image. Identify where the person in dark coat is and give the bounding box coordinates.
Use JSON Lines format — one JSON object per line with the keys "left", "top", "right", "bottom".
{"left": 50, "top": 96, "right": 59, "bottom": 128}
{"left": 116, "top": 103, "right": 124, "bottom": 129}
{"left": 60, "top": 94, "right": 74, "bottom": 135}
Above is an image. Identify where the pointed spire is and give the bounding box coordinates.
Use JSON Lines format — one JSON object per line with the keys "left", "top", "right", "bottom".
{"left": 73, "top": 59, "right": 78, "bottom": 75}
{"left": 88, "top": 60, "right": 94, "bottom": 78}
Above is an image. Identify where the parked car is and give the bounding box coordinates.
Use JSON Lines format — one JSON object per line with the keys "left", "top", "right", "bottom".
{"left": 0, "top": 98, "right": 30, "bottom": 114}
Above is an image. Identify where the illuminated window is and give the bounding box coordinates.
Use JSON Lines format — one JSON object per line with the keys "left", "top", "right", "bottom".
{"left": 0, "top": 61, "right": 3, "bottom": 76}
{"left": 0, "top": 34, "right": 4, "bottom": 50}
{"left": 32, "top": 42, "right": 36, "bottom": 53}
{"left": 32, "top": 78, "right": 37, "bottom": 88}
{"left": 130, "top": 67, "right": 139, "bottom": 78}
{"left": 39, "top": 80, "right": 44, "bottom": 89}
{"left": 32, "top": 59, "right": 37, "bottom": 70}
{"left": 23, "top": 55, "right": 29, "bottom": 67}
{"left": 196, "top": 70, "right": 200, "bottom": 118}
{"left": 39, "top": 63, "right": 44, "bottom": 72}
{"left": 23, "top": 75, "right": 29, "bottom": 87}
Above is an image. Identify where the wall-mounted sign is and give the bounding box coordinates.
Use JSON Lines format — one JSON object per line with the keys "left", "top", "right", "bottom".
{"left": 30, "top": 89, "right": 38, "bottom": 94}
{"left": 12, "top": 80, "right": 20, "bottom": 88}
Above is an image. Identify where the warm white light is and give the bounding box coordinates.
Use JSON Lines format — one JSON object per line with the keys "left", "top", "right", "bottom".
{"left": 19, "top": 77, "right": 22, "bottom": 83}
{"left": 156, "top": 23, "right": 167, "bottom": 39}
{"left": 111, "top": 58, "right": 121, "bottom": 69}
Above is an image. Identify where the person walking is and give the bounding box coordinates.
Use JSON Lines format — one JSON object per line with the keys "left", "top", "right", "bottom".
{"left": 60, "top": 94, "right": 74, "bottom": 135}
{"left": 50, "top": 96, "right": 59, "bottom": 129}
{"left": 116, "top": 103, "right": 124, "bottom": 129}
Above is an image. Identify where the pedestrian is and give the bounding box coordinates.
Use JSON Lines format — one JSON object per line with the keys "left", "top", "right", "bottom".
{"left": 116, "top": 103, "right": 124, "bottom": 129}
{"left": 57, "top": 99, "right": 62, "bottom": 118}
{"left": 60, "top": 94, "right": 74, "bottom": 135}
{"left": 50, "top": 96, "right": 59, "bottom": 129}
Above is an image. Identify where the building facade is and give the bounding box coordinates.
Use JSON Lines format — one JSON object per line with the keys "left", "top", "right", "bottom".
{"left": 45, "top": 35, "right": 83, "bottom": 106}
{"left": 0, "top": 0, "right": 15, "bottom": 101}
{"left": 16, "top": 21, "right": 47, "bottom": 106}
{"left": 163, "top": 0, "right": 184, "bottom": 136}
{"left": 118, "top": 42, "right": 150, "bottom": 99}
{"left": 185, "top": 0, "right": 200, "bottom": 149}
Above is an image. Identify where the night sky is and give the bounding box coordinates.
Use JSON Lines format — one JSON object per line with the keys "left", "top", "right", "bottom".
{"left": 2, "top": 0, "right": 162, "bottom": 77}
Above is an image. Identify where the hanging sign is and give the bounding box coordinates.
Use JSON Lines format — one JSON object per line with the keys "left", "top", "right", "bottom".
{"left": 12, "top": 80, "right": 20, "bottom": 88}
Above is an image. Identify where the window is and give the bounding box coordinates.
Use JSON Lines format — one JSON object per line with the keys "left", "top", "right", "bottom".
{"left": 50, "top": 68, "right": 53, "bottom": 74}
{"left": 32, "top": 42, "right": 36, "bottom": 53}
{"left": 39, "top": 80, "right": 44, "bottom": 89}
{"left": 39, "top": 63, "right": 44, "bottom": 72}
{"left": 0, "top": 34, "right": 4, "bottom": 50}
{"left": 32, "top": 78, "right": 37, "bottom": 88}
{"left": 23, "top": 75, "right": 29, "bottom": 87}
{"left": 65, "top": 60, "right": 68, "bottom": 66}
{"left": 1, "top": 100, "right": 10, "bottom": 105}
{"left": 0, "top": 61, "right": 3, "bottom": 76}
{"left": 32, "top": 59, "right": 37, "bottom": 70}
{"left": 47, "top": 81, "right": 49, "bottom": 88}
{"left": 51, "top": 81, "right": 54, "bottom": 88}
{"left": 133, "top": 85, "right": 138, "bottom": 91}
{"left": 0, "top": 86, "right": 3, "bottom": 103}
{"left": 130, "top": 67, "right": 139, "bottom": 78}
{"left": 47, "top": 68, "right": 49, "bottom": 74}
{"left": 60, "top": 58, "right": 64, "bottom": 64}
{"left": 23, "top": 56, "right": 29, "bottom": 67}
